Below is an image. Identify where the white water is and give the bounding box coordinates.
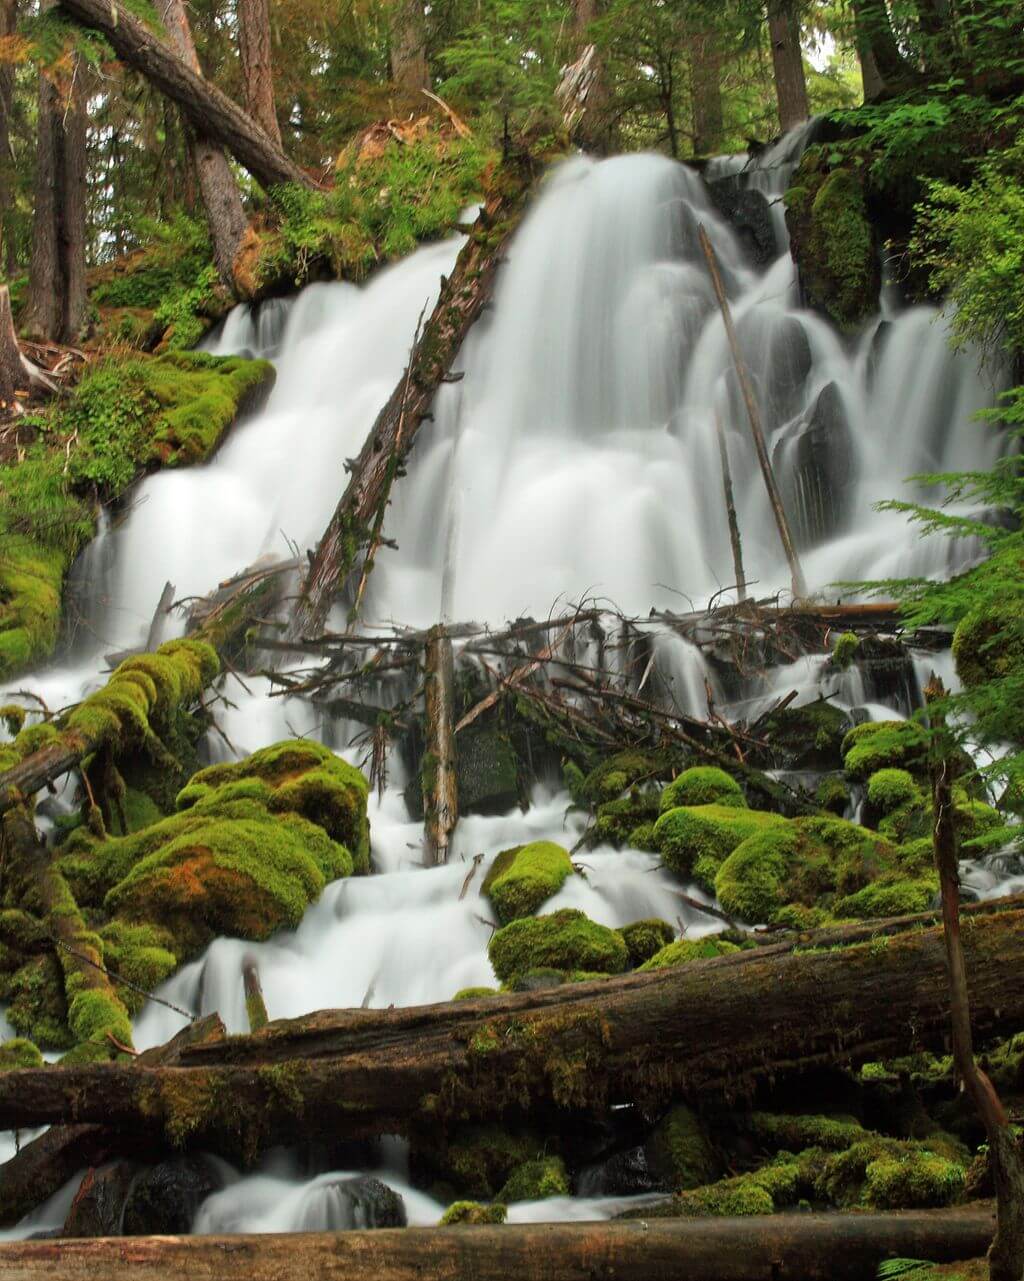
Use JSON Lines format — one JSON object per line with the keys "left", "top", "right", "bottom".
{"left": 0, "top": 133, "right": 1014, "bottom": 1236}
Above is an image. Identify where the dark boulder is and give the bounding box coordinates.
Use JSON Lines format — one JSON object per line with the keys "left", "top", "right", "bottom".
{"left": 773, "top": 380, "right": 857, "bottom": 548}
{"left": 121, "top": 1155, "right": 223, "bottom": 1235}
{"left": 706, "top": 180, "right": 777, "bottom": 266}
{"left": 295, "top": 1175, "right": 407, "bottom": 1231}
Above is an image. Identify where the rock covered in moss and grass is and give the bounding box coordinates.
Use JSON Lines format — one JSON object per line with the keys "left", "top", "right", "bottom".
{"left": 481, "top": 841, "right": 573, "bottom": 924}
{"left": 488, "top": 909, "right": 629, "bottom": 985}
{"left": 617, "top": 918, "right": 675, "bottom": 967}
{"left": 453, "top": 986, "right": 499, "bottom": 1001}
{"left": 440, "top": 1200, "right": 507, "bottom": 1225}
{"left": 497, "top": 1156, "right": 569, "bottom": 1202}
{"left": 660, "top": 767, "right": 745, "bottom": 813}
{"left": 592, "top": 793, "right": 661, "bottom": 846}
{"left": 0, "top": 1036, "right": 43, "bottom": 1070}
{"left": 816, "top": 1135, "right": 968, "bottom": 1209}
{"left": 638, "top": 936, "right": 742, "bottom": 972}
{"left": 645, "top": 1105, "right": 722, "bottom": 1191}
{"left": 654, "top": 804, "right": 787, "bottom": 888}
{"left": 757, "top": 696, "right": 853, "bottom": 771}
{"left": 952, "top": 607, "right": 1024, "bottom": 691}
{"left": 580, "top": 749, "right": 679, "bottom": 803}
{"left": 841, "top": 720, "right": 929, "bottom": 780}
{"left": 98, "top": 922, "right": 178, "bottom": 1015}
{"left": 431, "top": 1126, "right": 545, "bottom": 1199}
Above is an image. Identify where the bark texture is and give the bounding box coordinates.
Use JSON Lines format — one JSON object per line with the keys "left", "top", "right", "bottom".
{"left": 422, "top": 624, "right": 458, "bottom": 864}
{"left": 767, "top": 0, "right": 809, "bottom": 133}
{"left": 389, "top": 0, "right": 430, "bottom": 93}
{"left": 689, "top": 33, "right": 723, "bottom": 155}
{"left": 0, "top": 902, "right": 1021, "bottom": 1158}
{"left": 0, "top": 0, "right": 17, "bottom": 274}
{"left": 58, "top": 0, "right": 316, "bottom": 190}
{"left": 0, "top": 285, "right": 22, "bottom": 405}
{"left": 237, "top": 0, "right": 282, "bottom": 145}
{"left": 290, "top": 151, "right": 536, "bottom": 638}
{"left": 0, "top": 1209, "right": 996, "bottom": 1281}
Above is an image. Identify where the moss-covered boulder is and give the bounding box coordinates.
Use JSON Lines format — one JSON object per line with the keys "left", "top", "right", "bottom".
{"left": 4, "top": 952, "right": 73, "bottom": 1049}
{"left": 816, "top": 774, "right": 852, "bottom": 816}
{"left": 453, "top": 986, "right": 499, "bottom": 1001}
{"left": 440, "top": 1200, "right": 507, "bottom": 1225}
{"left": 645, "top": 1105, "right": 722, "bottom": 1191}
{"left": 833, "top": 874, "right": 938, "bottom": 919}
{"left": 714, "top": 816, "right": 895, "bottom": 925}
{"left": 816, "top": 1136, "right": 968, "bottom": 1210}
{"left": 497, "top": 1156, "right": 570, "bottom": 1202}
{"left": 660, "top": 767, "right": 745, "bottom": 814}
{"left": 488, "top": 909, "right": 629, "bottom": 985}
{"left": 784, "top": 151, "right": 880, "bottom": 329}
{"left": 592, "top": 793, "right": 661, "bottom": 847}
{"left": 746, "top": 1111, "right": 867, "bottom": 1153}
{"left": 98, "top": 922, "right": 178, "bottom": 1015}
{"left": 0, "top": 1036, "right": 44, "bottom": 1070}
{"left": 841, "top": 720, "right": 929, "bottom": 780}
{"left": 758, "top": 696, "right": 854, "bottom": 772}
{"left": 433, "top": 1126, "right": 545, "bottom": 1199}
{"left": 952, "top": 607, "right": 1024, "bottom": 691}
{"left": 618, "top": 918, "right": 675, "bottom": 967}
{"left": 654, "top": 804, "right": 787, "bottom": 890}
{"left": 580, "top": 749, "right": 679, "bottom": 803}
{"left": 482, "top": 841, "right": 573, "bottom": 924}
{"left": 638, "top": 936, "right": 741, "bottom": 971}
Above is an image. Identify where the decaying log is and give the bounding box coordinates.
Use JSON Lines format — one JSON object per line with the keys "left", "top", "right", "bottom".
{"left": 422, "top": 624, "right": 458, "bottom": 864}
{"left": 0, "top": 1207, "right": 996, "bottom": 1281}
{"left": 0, "top": 1015, "right": 225, "bottom": 1227}
{"left": 57, "top": 0, "right": 316, "bottom": 190}
{"left": 243, "top": 957, "right": 269, "bottom": 1032}
{"left": 290, "top": 148, "right": 538, "bottom": 638}
{"left": 1, "top": 902, "right": 1022, "bottom": 1159}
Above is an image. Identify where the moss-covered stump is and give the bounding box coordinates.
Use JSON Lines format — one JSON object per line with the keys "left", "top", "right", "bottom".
{"left": 660, "top": 767, "right": 745, "bottom": 813}
{"left": 618, "top": 918, "right": 675, "bottom": 967}
{"left": 785, "top": 149, "right": 880, "bottom": 329}
{"left": 714, "top": 815, "right": 896, "bottom": 925}
{"left": 497, "top": 1156, "right": 570, "bottom": 1202}
{"left": 646, "top": 1105, "right": 722, "bottom": 1191}
{"left": 841, "top": 720, "right": 929, "bottom": 780}
{"left": 0, "top": 352, "right": 274, "bottom": 680}
{"left": 654, "top": 804, "right": 787, "bottom": 890}
{"left": 58, "top": 739, "right": 368, "bottom": 961}
{"left": 439, "top": 1200, "right": 507, "bottom": 1225}
{"left": 481, "top": 841, "right": 573, "bottom": 924}
{"left": 488, "top": 909, "right": 629, "bottom": 985}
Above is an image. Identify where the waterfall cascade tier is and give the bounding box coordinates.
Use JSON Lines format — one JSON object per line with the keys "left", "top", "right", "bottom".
{"left": 0, "top": 130, "right": 1014, "bottom": 1239}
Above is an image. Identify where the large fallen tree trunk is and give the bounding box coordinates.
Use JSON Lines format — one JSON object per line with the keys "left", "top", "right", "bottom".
{"left": 290, "top": 148, "right": 537, "bottom": 638}
{"left": 1, "top": 901, "right": 1021, "bottom": 1158}
{"left": 57, "top": 0, "right": 315, "bottom": 190}
{"left": 0, "top": 1207, "right": 996, "bottom": 1281}
{"left": 0, "top": 1016, "right": 225, "bottom": 1227}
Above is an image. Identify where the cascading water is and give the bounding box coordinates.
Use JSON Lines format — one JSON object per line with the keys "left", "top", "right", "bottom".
{"left": 1, "top": 130, "right": 1014, "bottom": 1237}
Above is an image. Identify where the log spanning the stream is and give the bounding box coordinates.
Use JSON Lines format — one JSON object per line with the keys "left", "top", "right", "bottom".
{"left": 1, "top": 900, "right": 1022, "bottom": 1159}
{"left": 0, "top": 1208, "right": 997, "bottom": 1281}
{"left": 290, "top": 147, "right": 538, "bottom": 639}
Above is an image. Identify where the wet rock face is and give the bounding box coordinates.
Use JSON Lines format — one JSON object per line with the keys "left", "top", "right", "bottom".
{"left": 121, "top": 1156, "right": 223, "bottom": 1235}
{"left": 303, "top": 1176, "right": 408, "bottom": 1230}
{"left": 706, "top": 180, "right": 777, "bottom": 266}
{"left": 577, "top": 1145, "right": 663, "bottom": 1197}
{"left": 63, "top": 1162, "right": 140, "bottom": 1237}
{"left": 773, "top": 380, "right": 857, "bottom": 549}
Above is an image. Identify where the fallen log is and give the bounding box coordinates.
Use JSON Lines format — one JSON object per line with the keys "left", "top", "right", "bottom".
{"left": 1, "top": 902, "right": 1022, "bottom": 1159}
{"left": 57, "top": 0, "right": 316, "bottom": 190}
{"left": 0, "top": 1207, "right": 996, "bottom": 1281}
{"left": 290, "top": 146, "right": 538, "bottom": 638}
{"left": 0, "top": 1015, "right": 225, "bottom": 1227}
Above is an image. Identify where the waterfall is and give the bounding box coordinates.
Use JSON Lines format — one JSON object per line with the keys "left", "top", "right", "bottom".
{"left": 0, "top": 130, "right": 1012, "bottom": 1237}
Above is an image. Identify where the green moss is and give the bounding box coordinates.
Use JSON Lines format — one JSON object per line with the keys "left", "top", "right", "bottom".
{"left": 580, "top": 749, "right": 680, "bottom": 803}
{"left": 654, "top": 804, "right": 787, "bottom": 887}
{"left": 647, "top": 1105, "right": 721, "bottom": 1190}
{"left": 638, "top": 937, "right": 740, "bottom": 971}
{"left": 488, "top": 909, "right": 629, "bottom": 985}
{"left": 453, "top": 986, "right": 499, "bottom": 1000}
{"left": 440, "top": 1126, "right": 544, "bottom": 1198}
{"left": 816, "top": 774, "right": 851, "bottom": 816}
{"left": 816, "top": 1137, "right": 968, "bottom": 1209}
{"left": 482, "top": 841, "right": 573, "bottom": 924}
{"left": 67, "top": 987, "right": 134, "bottom": 1049}
{"left": 627, "top": 821, "right": 660, "bottom": 852}
{"left": 593, "top": 793, "right": 661, "bottom": 847}
{"left": 834, "top": 874, "right": 938, "bottom": 919}
{"left": 747, "top": 1112, "right": 867, "bottom": 1152}
{"left": 440, "top": 1200, "right": 507, "bottom": 1225}
{"left": 618, "top": 918, "right": 675, "bottom": 967}
{"left": 496, "top": 1156, "right": 569, "bottom": 1202}
{"left": 758, "top": 696, "right": 853, "bottom": 771}
{"left": 842, "top": 721, "right": 929, "bottom": 780}
{"left": 6, "top": 953, "right": 73, "bottom": 1049}
{"left": 868, "top": 769, "right": 923, "bottom": 813}
{"left": 0, "top": 704, "right": 27, "bottom": 735}
{"left": 99, "top": 921, "right": 178, "bottom": 1015}
{"left": 952, "top": 607, "right": 1024, "bottom": 690}
{"left": 832, "top": 632, "right": 861, "bottom": 670}
{"left": 0, "top": 1036, "right": 44, "bottom": 1070}
{"left": 660, "top": 767, "right": 745, "bottom": 813}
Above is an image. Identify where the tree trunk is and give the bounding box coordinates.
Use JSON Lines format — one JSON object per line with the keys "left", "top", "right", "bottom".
{"left": 237, "top": 0, "right": 282, "bottom": 146}
{"left": 289, "top": 149, "right": 536, "bottom": 639}
{"left": 0, "top": 1209, "right": 997, "bottom": 1281}
{"left": 689, "top": 33, "right": 723, "bottom": 155}
{"left": 0, "top": 0, "right": 17, "bottom": 273}
{"left": 927, "top": 679, "right": 1024, "bottom": 1281}
{"left": 58, "top": 0, "right": 316, "bottom": 191}
{"left": 566, "top": 0, "right": 611, "bottom": 153}
{"left": 389, "top": 0, "right": 430, "bottom": 94}
{"left": 422, "top": 624, "right": 458, "bottom": 864}
{"left": 767, "top": 0, "right": 809, "bottom": 134}
{"left": 0, "top": 901, "right": 1021, "bottom": 1157}
{"left": 0, "top": 1015, "right": 225, "bottom": 1227}
{"left": 158, "top": 0, "right": 248, "bottom": 286}
{"left": 851, "top": 0, "right": 919, "bottom": 94}
{"left": 0, "top": 285, "right": 23, "bottom": 406}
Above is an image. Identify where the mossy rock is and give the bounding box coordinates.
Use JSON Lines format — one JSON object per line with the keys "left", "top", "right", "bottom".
{"left": 784, "top": 152, "right": 879, "bottom": 329}
{"left": 868, "top": 769, "right": 922, "bottom": 814}
{"left": 841, "top": 721, "right": 929, "bottom": 780}
{"left": 627, "top": 821, "right": 660, "bottom": 852}
{"left": 580, "top": 749, "right": 679, "bottom": 803}
{"left": 952, "top": 607, "right": 1024, "bottom": 691}
{"left": 592, "top": 793, "right": 661, "bottom": 847}
{"left": 453, "top": 986, "right": 499, "bottom": 1001}
{"left": 5, "top": 952, "right": 73, "bottom": 1049}
{"left": 496, "top": 1156, "right": 569, "bottom": 1202}
{"left": 833, "top": 873, "right": 938, "bottom": 919}
{"left": 645, "top": 1105, "right": 722, "bottom": 1191}
{"left": 617, "top": 918, "right": 675, "bottom": 967}
{"left": 436, "top": 1126, "right": 545, "bottom": 1199}
{"left": 481, "top": 841, "right": 573, "bottom": 924}
{"left": 660, "top": 767, "right": 745, "bottom": 814}
{"left": 815, "top": 773, "right": 851, "bottom": 816}
{"left": 816, "top": 1136, "right": 967, "bottom": 1209}
{"left": 638, "top": 937, "right": 741, "bottom": 972}
{"left": 757, "top": 697, "right": 854, "bottom": 772}
{"left": 639, "top": 1153, "right": 806, "bottom": 1219}
{"left": 654, "top": 804, "right": 787, "bottom": 889}
{"left": 715, "top": 816, "right": 895, "bottom": 925}
{"left": 488, "top": 909, "right": 629, "bottom": 985}
{"left": 440, "top": 1200, "right": 507, "bottom": 1225}
{"left": 98, "top": 921, "right": 178, "bottom": 1015}
{"left": 0, "top": 1036, "right": 44, "bottom": 1070}
{"left": 746, "top": 1111, "right": 867, "bottom": 1153}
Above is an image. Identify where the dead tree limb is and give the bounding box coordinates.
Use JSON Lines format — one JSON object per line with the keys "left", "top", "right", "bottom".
{"left": 57, "top": 0, "right": 316, "bottom": 190}
{"left": 1, "top": 903, "right": 1022, "bottom": 1158}
{"left": 290, "top": 149, "right": 537, "bottom": 638}
{"left": 422, "top": 624, "right": 458, "bottom": 864}
{"left": 0, "top": 1208, "right": 996, "bottom": 1281}
{"left": 714, "top": 411, "right": 747, "bottom": 602}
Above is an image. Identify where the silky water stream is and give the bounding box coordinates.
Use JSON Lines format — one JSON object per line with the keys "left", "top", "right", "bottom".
{"left": 1, "top": 131, "right": 1016, "bottom": 1236}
